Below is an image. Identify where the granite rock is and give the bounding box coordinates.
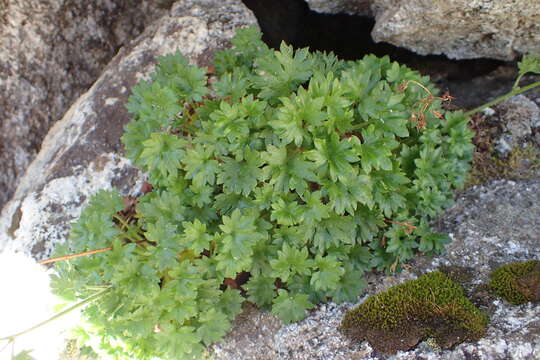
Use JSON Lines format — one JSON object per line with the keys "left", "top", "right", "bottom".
{"left": 0, "top": 0, "right": 257, "bottom": 259}
{"left": 305, "top": 0, "right": 374, "bottom": 16}
{"left": 0, "top": 0, "right": 170, "bottom": 210}
{"left": 304, "top": 0, "right": 540, "bottom": 61}
{"left": 491, "top": 95, "right": 540, "bottom": 155}
{"left": 370, "top": 0, "right": 540, "bottom": 60}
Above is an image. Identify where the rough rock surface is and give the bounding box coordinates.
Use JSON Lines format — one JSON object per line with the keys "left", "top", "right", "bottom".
{"left": 370, "top": 0, "right": 540, "bottom": 60}
{"left": 210, "top": 178, "right": 540, "bottom": 359}
{"left": 303, "top": 0, "right": 540, "bottom": 61}
{"left": 0, "top": 0, "right": 170, "bottom": 210}
{"left": 0, "top": 0, "right": 257, "bottom": 259}
{"left": 491, "top": 95, "right": 540, "bottom": 155}
{"left": 305, "top": 0, "right": 374, "bottom": 16}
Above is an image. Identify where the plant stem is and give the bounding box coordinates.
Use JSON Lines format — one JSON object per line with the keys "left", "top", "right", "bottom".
{"left": 113, "top": 215, "right": 144, "bottom": 242}
{"left": 512, "top": 73, "right": 525, "bottom": 90}
{"left": 0, "top": 287, "right": 111, "bottom": 342}
{"left": 465, "top": 80, "right": 540, "bottom": 117}
{"left": 0, "top": 339, "right": 11, "bottom": 354}
{"left": 38, "top": 247, "right": 113, "bottom": 265}
{"left": 350, "top": 122, "right": 370, "bottom": 130}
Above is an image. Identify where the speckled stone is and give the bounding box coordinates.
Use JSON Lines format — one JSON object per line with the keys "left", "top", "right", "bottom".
{"left": 304, "top": 0, "right": 540, "bottom": 60}
{"left": 305, "top": 0, "right": 374, "bottom": 16}
{"left": 370, "top": 0, "right": 540, "bottom": 60}
{"left": 491, "top": 95, "right": 540, "bottom": 155}
{"left": 0, "top": 0, "right": 257, "bottom": 259}
{"left": 0, "top": 0, "right": 169, "bottom": 210}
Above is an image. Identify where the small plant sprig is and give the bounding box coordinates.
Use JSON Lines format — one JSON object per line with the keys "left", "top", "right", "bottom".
{"left": 398, "top": 79, "right": 455, "bottom": 130}
{"left": 0, "top": 287, "right": 110, "bottom": 360}
{"left": 465, "top": 54, "right": 540, "bottom": 116}
{"left": 48, "top": 26, "right": 476, "bottom": 359}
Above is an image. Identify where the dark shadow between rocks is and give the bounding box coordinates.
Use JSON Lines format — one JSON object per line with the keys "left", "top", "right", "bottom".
{"left": 241, "top": 0, "right": 512, "bottom": 109}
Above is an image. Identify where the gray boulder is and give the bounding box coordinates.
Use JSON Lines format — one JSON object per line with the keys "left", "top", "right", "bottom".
{"left": 304, "top": 0, "right": 540, "bottom": 60}
{"left": 371, "top": 0, "right": 540, "bottom": 60}
{"left": 0, "top": 0, "right": 257, "bottom": 259}
{"left": 305, "top": 0, "right": 374, "bottom": 16}
{"left": 491, "top": 95, "right": 540, "bottom": 155}
{"left": 0, "top": 0, "right": 171, "bottom": 211}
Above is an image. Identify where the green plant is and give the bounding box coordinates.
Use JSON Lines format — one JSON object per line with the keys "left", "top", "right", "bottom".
{"left": 340, "top": 271, "right": 488, "bottom": 354}
{"left": 489, "top": 260, "right": 540, "bottom": 305}
{"left": 49, "top": 26, "right": 475, "bottom": 359}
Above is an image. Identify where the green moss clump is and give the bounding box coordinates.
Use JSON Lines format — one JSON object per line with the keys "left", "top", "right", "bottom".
{"left": 489, "top": 260, "right": 540, "bottom": 305}
{"left": 340, "top": 271, "right": 488, "bottom": 354}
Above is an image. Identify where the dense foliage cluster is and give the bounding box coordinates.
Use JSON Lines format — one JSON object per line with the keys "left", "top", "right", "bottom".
{"left": 51, "top": 27, "right": 474, "bottom": 359}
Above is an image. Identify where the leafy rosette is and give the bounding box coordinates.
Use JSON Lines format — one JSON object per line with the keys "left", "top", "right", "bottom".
{"left": 51, "top": 26, "right": 474, "bottom": 359}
